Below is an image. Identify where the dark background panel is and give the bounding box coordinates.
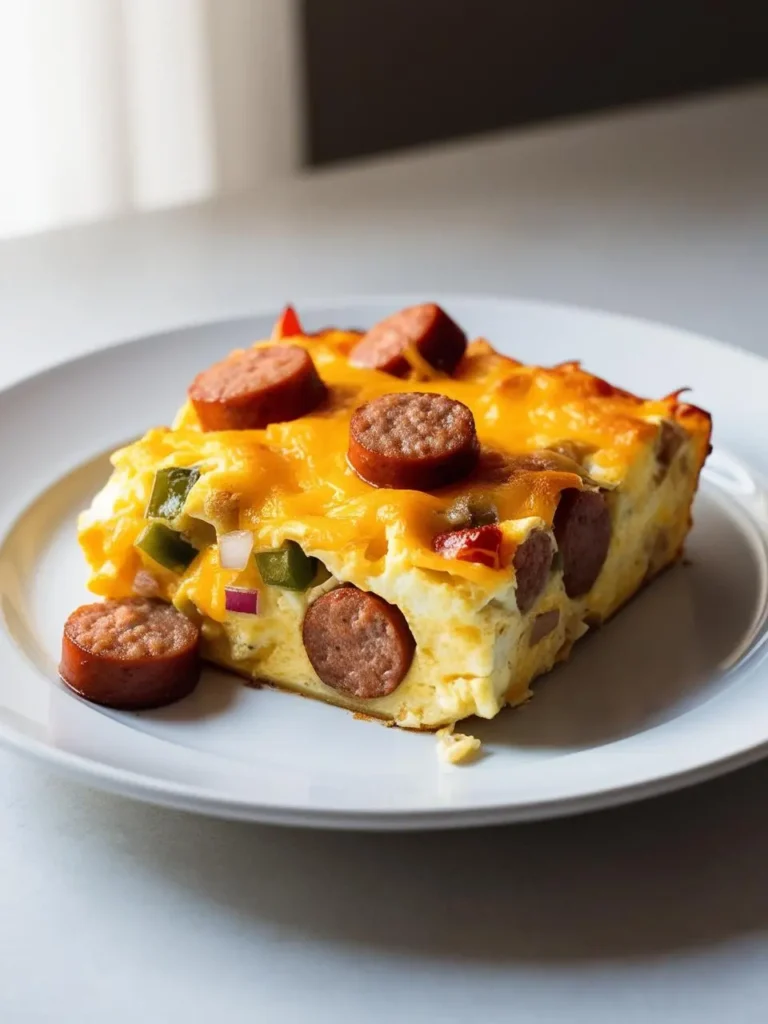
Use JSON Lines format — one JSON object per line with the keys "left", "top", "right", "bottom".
{"left": 301, "top": 0, "right": 768, "bottom": 165}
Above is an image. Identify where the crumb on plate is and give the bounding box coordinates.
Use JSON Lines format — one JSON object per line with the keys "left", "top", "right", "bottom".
{"left": 436, "top": 724, "right": 482, "bottom": 765}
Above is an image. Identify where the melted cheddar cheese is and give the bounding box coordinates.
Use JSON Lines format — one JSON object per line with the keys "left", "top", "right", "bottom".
{"left": 79, "top": 329, "right": 711, "bottom": 728}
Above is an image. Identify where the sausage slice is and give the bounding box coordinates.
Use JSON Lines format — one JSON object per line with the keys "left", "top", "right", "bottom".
{"left": 553, "top": 489, "right": 611, "bottom": 597}
{"left": 655, "top": 419, "right": 687, "bottom": 481}
{"left": 529, "top": 609, "right": 560, "bottom": 645}
{"left": 303, "top": 587, "right": 415, "bottom": 699}
{"left": 349, "top": 303, "right": 466, "bottom": 377}
{"left": 348, "top": 392, "right": 479, "bottom": 490}
{"left": 513, "top": 530, "right": 554, "bottom": 613}
{"left": 60, "top": 598, "right": 200, "bottom": 710}
{"left": 189, "top": 345, "right": 326, "bottom": 431}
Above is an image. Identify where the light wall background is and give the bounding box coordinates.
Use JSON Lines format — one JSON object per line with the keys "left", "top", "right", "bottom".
{"left": 0, "top": 0, "right": 301, "bottom": 238}
{"left": 1, "top": 0, "right": 765, "bottom": 241}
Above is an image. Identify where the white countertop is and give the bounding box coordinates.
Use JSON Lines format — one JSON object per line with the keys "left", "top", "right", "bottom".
{"left": 2, "top": 86, "right": 768, "bottom": 1023}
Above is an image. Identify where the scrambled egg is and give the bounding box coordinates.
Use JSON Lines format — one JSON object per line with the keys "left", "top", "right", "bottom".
{"left": 78, "top": 331, "right": 711, "bottom": 729}
{"left": 436, "top": 724, "right": 482, "bottom": 765}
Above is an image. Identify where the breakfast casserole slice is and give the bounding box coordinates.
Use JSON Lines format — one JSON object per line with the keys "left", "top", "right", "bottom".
{"left": 72, "top": 303, "right": 711, "bottom": 728}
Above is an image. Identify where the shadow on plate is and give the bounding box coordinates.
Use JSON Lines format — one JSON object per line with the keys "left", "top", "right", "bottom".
{"left": 142, "top": 668, "right": 244, "bottom": 723}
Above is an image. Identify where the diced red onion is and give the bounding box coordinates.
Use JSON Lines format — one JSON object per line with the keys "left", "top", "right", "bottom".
{"left": 225, "top": 587, "right": 259, "bottom": 615}
{"left": 218, "top": 530, "right": 254, "bottom": 570}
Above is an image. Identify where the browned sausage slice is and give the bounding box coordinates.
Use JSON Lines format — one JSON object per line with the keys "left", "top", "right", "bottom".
{"left": 60, "top": 598, "right": 200, "bottom": 710}
{"left": 529, "top": 609, "right": 560, "bottom": 645}
{"left": 513, "top": 530, "right": 554, "bottom": 613}
{"left": 655, "top": 419, "right": 687, "bottom": 481}
{"left": 553, "top": 489, "right": 611, "bottom": 597}
{"left": 348, "top": 392, "right": 479, "bottom": 490}
{"left": 349, "top": 303, "right": 467, "bottom": 377}
{"left": 302, "top": 587, "right": 415, "bottom": 699}
{"left": 189, "top": 345, "right": 326, "bottom": 431}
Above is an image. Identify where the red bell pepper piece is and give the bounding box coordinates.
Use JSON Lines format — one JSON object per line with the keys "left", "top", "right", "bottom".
{"left": 432, "top": 524, "right": 503, "bottom": 569}
{"left": 272, "top": 304, "right": 303, "bottom": 340}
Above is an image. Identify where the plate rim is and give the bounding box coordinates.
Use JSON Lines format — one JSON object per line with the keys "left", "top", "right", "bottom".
{"left": 4, "top": 707, "right": 768, "bottom": 830}
{"left": 2, "top": 292, "right": 767, "bottom": 831}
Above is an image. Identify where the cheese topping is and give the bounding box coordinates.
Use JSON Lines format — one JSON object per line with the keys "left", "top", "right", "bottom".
{"left": 80, "top": 331, "right": 697, "bottom": 606}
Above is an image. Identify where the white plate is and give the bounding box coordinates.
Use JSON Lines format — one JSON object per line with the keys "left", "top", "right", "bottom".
{"left": 1, "top": 295, "right": 767, "bottom": 830}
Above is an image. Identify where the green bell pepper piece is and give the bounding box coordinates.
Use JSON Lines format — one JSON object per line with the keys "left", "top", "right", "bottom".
{"left": 255, "top": 541, "right": 317, "bottom": 591}
{"left": 146, "top": 466, "right": 200, "bottom": 520}
{"left": 445, "top": 494, "right": 498, "bottom": 529}
{"left": 136, "top": 522, "right": 199, "bottom": 572}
